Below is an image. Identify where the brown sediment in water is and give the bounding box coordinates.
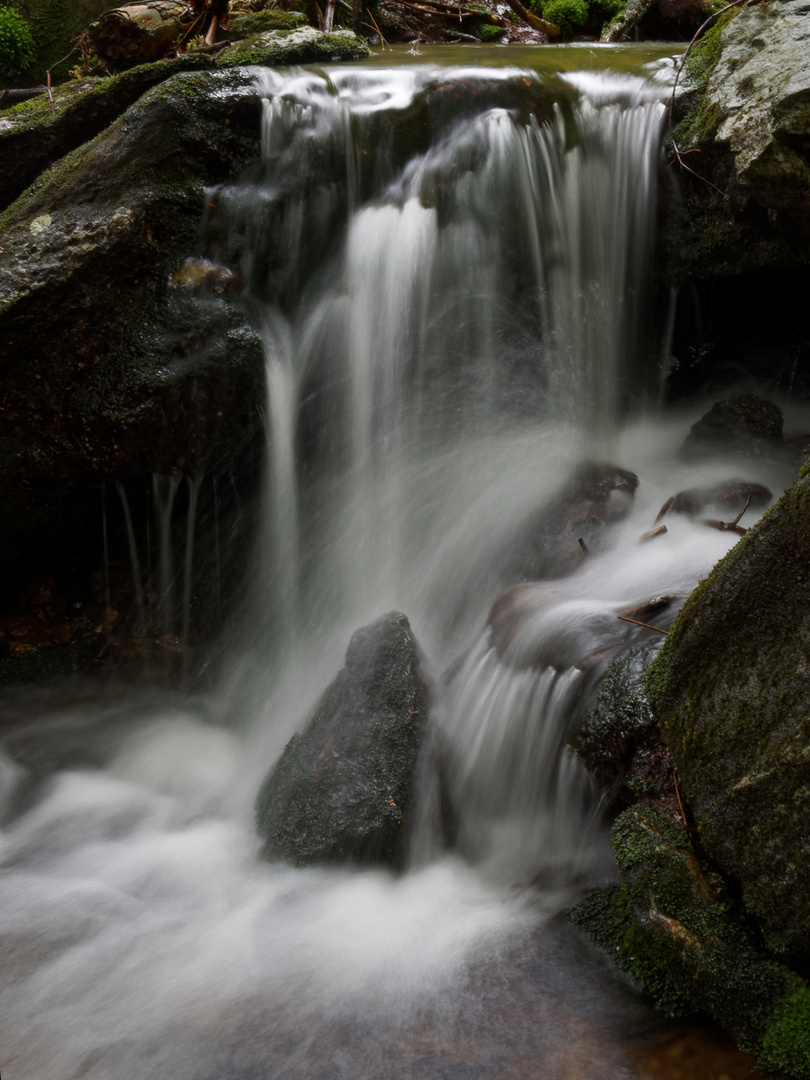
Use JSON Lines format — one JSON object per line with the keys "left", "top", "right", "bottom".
{"left": 632, "top": 1023, "right": 763, "bottom": 1080}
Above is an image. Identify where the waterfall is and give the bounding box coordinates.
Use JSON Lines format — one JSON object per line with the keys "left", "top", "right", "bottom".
{"left": 213, "top": 64, "right": 669, "bottom": 873}
{"left": 1, "top": 56, "right": 785, "bottom": 1080}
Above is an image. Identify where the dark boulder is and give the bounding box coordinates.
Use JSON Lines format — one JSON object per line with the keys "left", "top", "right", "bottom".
{"left": 662, "top": 479, "right": 772, "bottom": 518}
{"left": 679, "top": 394, "right": 783, "bottom": 461}
{"left": 255, "top": 612, "right": 430, "bottom": 867}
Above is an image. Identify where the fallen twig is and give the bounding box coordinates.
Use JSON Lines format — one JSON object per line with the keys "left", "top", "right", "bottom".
{"left": 577, "top": 537, "right": 590, "bottom": 555}
{"left": 731, "top": 493, "right": 752, "bottom": 527}
{"left": 654, "top": 496, "right": 673, "bottom": 524}
{"left": 364, "top": 7, "right": 390, "bottom": 47}
{"left": 673, "top": 770, "right": 697, "bottom": 835}
{"left": 639, "top": 525, "right": 668, "bottom": 544}
{"left": 617, "top": 615, "right": 668, "bottom": 635}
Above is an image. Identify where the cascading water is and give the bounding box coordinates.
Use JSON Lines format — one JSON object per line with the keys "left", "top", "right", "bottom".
{"left": 0, "top": 56, "right": 797, "bottom": 1080}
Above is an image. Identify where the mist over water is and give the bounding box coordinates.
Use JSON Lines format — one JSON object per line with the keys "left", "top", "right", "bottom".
{"left": 0, "top": 60, "right": 799, "bottom": 1079}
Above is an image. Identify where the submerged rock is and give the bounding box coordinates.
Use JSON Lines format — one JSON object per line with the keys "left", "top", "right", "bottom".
{"left": 661, "top": 479, "right": 772, "bottom": 519}
{"left": 255, "top": 612, "right": 429, "bottom": 866}
{"left": 503, "top": 462, "right": 639, "bottom": 584}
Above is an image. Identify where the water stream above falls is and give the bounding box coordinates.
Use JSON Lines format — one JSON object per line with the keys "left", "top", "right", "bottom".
{"left": 0, "top": 54, "right": 792, "bottom": 1079}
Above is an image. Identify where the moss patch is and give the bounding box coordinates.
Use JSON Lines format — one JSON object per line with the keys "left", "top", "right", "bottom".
{"left": 573, "top": 805, "right": 810, "bottom": 1076}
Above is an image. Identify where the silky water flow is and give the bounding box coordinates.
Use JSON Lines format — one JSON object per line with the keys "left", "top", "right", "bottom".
{"left": 0, "top": 62, "right": 798, "bottom": 1080}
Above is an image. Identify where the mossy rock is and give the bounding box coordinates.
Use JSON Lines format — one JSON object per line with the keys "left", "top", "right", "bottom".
{"left": 255, "top": 612, "right": 429, "bottom": 866}
{"left": 0, "top": 27, "right": 369, "bottom": 212}
{"left": 575, "top": 641, "right": 671, "bottom": 805}
{"left": 572, "top": 806, "right": 810, "bottom": 1077}
{"left": 672, "top": 0, "right": 810, "bottom": 278}
{"left": 646, "top": 458, "right": 810, "bottom": 968}
{"left": 228, "top": 9, "right": 307, "bottom": 35}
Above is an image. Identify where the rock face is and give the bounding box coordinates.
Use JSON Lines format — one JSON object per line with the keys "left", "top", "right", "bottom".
{"left": 674, "top": 0, "right": 810, "bottom": 276}
{"left": 255, "top": 613, "right": 430, "bottom": 866}
{"left": 0, "top": 67, "right": 265, "bottom": 565}
{"left": 574, "top": 641, "right": 672, "bottom": 810}
{"left": 0, "top": 27, "right": 368, "bottom": 571}
{"left": 647, "top": 459, "right": 810, "bottom": 968}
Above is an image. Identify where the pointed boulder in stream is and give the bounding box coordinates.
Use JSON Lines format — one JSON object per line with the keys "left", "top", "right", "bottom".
{"left": 255, "top": 613, "right": 429, "bottom": 867}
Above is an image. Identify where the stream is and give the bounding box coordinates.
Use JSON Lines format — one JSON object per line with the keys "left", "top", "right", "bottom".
{"left": 0, "top": 47, "right": 791, "bottom": 1080}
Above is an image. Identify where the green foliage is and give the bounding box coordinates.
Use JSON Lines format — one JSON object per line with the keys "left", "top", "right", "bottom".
{"left": 479, "top": 23, "right": 505, "bottom": 39}
{"left": 760, "top": 987, "right": 810, "bottom": 1080}
{"left": 541, "top": 0, "right": 588, "bottom": 33}
{"left": 0, "top": 6, "right": 34, "bottom": 79}
{"left": 589, "top": 0, "right": 625, "bottom": 19}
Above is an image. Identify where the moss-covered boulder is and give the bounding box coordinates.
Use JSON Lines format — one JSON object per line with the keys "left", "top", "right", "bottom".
{"left": 0, "top": 27, "right": 367, "bottom": 567}
{"left": 255, "top": 612, "right": 429, "bottom": 866}
{"left": 673, "top": 0, "right": 810, "bottom": 277}
{"left": 572, "top": 806, "right": 810, "bottom": 1078}
{"left": 647, "top": 459, "right": 810, "bottom": 968}
{"left": 0, "top": 27, "right": 369, "bottom": 212}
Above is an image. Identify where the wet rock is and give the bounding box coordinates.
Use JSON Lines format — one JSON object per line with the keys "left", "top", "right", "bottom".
{"left": 571, "top": 807, "right": 810, "bottom": 1078}
{"left": 574, "top": 641, "right": 675, "bottom": 811}
{"left": 679, "top": 394, "right": 783, "bottom": 461}
{"left": 503, "top": 462, "right": 639, "bottom": 584}
{"left": 0, "top": 67, "right": 271, "bottom": 566}
{"left": 255, "top": 612, "right": 429, "bottom": 866}
{"left": 487, "top": 586, "right": 676, "bottom": 673}
{"left": 661, "top": 479, "right": 772, "bottom": 519}
{"left": 647, "top": 458, "right": 810, "bottom": 970}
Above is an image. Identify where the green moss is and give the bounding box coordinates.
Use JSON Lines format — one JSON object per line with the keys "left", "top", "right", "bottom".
{"left": 229, "top": 9, "right": 308, "bottom": 36}
{"left": 479, "top": 22, "right": 505, "bottom": 39}
{"left": 540, "top": 0, "right": 588, "bottom": 34}
{"left": 0, "top": 6, "right": 34, "bottom": 78}
{"left": 760, "top": 987, "right": 810, "bottom": 1079}
{"left": 573, "top": 806, "right": 810, "bottom": 1074}
{"left": 675, "top": 6, "right": 741, "bottom": 148}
